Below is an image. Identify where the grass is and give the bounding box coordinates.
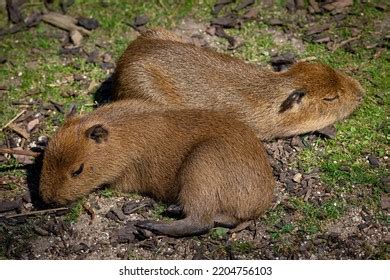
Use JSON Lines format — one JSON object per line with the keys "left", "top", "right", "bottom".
{"left": 0, "top": 0, "right": 388, "bottom": 257}
{"left": 64, "top": 199, "right": 84, "bottom": 223}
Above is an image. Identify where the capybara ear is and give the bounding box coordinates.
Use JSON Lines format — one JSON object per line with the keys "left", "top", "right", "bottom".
{"left": 279, "top": 89, "right": 307, "bottom": 113}
{"left": 85, "top": 124, "right": 109, "bottom": 143}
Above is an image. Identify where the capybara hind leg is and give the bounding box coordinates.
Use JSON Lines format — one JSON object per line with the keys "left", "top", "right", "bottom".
{"left": 135, "top": 217, "right": 212, "bottom": 237}
{"left": 214, "top": 214, "right": 240, "bottom": 228}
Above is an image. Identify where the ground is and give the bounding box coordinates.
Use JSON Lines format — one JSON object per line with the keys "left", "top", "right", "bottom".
{"left": 0, "top": 0, "right": 389, "bottom": 260}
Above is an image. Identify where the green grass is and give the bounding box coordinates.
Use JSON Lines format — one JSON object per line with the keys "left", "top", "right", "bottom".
{"left": 231, "top": 240, "right": 256, "bottom": 254}
{"left": 64, "top": 199, "right": 84, "bottom": 223}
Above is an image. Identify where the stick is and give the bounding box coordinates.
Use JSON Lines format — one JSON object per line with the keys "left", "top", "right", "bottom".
{"left": 331, "top": 35, "right": 361, "bottom": 52}
{"left": 2, "top": 207, "right": 69, "bottom": 219}
{"left": 0, "top": 147, "right": 40, "bottom": 157}
{"left": 1, "top": 109, "right": 26, "bottom": 130}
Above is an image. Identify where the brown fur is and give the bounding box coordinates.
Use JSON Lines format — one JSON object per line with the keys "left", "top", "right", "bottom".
{"left": 40, "top": 99, "right": 275, "bottom": 237}
{"left": 112, "top": 28, "right": 365, "bottom": 140}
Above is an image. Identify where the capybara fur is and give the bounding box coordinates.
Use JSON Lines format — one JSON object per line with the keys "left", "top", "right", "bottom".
{"left": 40, "top": 100, "right": 275, "bottom": 237}
{"left": 112, "top": 28, "right": 365, "bottom": 140}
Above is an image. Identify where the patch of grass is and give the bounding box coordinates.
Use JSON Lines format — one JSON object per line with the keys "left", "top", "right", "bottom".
{"left": 98, "top": 187, "right": 119, "bottom": 198}
{"left": 64, "top": 199, "right": 84, "bottom": 223}
{"left": 210, "top": 227, "right": 229, "bottom": 240}
{"left": 150, "top": 202, "right": 169, "bottom": 220}
{"left": 231, "top": 240, "right": 255, "bottom": 254}
{"left": 289, "top": 197, "right": 346, "bottom": 235}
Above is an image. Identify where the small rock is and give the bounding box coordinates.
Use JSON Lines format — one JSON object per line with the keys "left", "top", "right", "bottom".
{"left": 206, "top": 25, "right": 216, "bottom": 36}
{"left": 295, "top": 0, "right": 305, "bottom": 9}
{"left": 285, "top": 179, "right": 295, "bottom": 191}
{"left": 293, "top": 173, "right": 302, "bottom": 184}
{"left": 309, "top": 0, "right": 321, "bottom": 13}
{"left": 0, "top": 56, "right": 7, "bottom": 64}
{"left": 106, "top": 207, "right": 126, "bottom": 221}
{"left": 242, "top": 7, "right": 258, "bottom": 20}
{"left": 212, "top": 0, "right": 234, "bottom": 15}
{"left": 286, "top": 0, "right": 296, "bottom": 12}
{"left": 27, "top": 118, "right": 40, "bottom": 132}
{"left": 77, "top": 17, "right": 100, "bottom": 30}
{"left": 339, "top": 166, "right": 351, "bottom": 172}
{"left": 45, "top": 220, "right": 65, "bottom": 236}
{"left": 380, "top": 194, "right": 390, "bottom": 210}
{"left": 70, "top": 242, "right": 89, "bottom": 254}
{"left": 312, "top": 34, "right": 331, "bottom": 44}
{"left": 291, "top": 136, "right": 304, "bottom": 148}
{"left": 87, "top": 50, "right": 100, "bottom": 64}
{"left": 122, "top": 201, "right": 140, "bottom": 215}
{"left": 268, "top": 18, "right": 284, "bottom": 26}
{"left": 316, "top": 125, "right": 337, "bottom": 138}
{"left": 111, "top": 223, "right": 137, "bottom": 244}
{"left": 306, "top": 24, "right": 331, "bottom": 36}
{"left": 211, "top": 13, "right": 239, "bottom": 28}
{"left": 133, "top": 15, "right": 149, "bottom": 27}
{"left": 33, "top": 225, "right": 49, "bottom": 236}
{"left": 70, "top": 29, "right": 83, "bottom": 47}
{"left": 227, "top": 36, "right": 244, "bottom": 50}
{"left": 367, "top": 154, "right": 380, "bottom": 168}
{"left": 322, "top": 0, "right": 353, "bottom": 11}
{"left": 0, "top": 199, "right": 22, "bottom": 213}
{"left": 235, "top": 0, "right": 255, "bottom": 11}
{"left": 73, "top": 73, "right": 85, "bottom": 81}
{"left": 24, "top": 203, "right": 33, "bottom": 210}
{"left": 102, "top": 53, "right": 112, "bottom": 63}
{"left": 381, "top": 176, "right": 390, "bottom": 193}
{"left": 100, "top": 62, "right": 115, "bottom": 70}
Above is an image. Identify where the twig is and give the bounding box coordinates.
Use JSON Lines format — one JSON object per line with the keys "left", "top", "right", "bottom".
{"left": 0, "top": 147, "right": 40, "bottom": 158}
{"left": 331, "top": 35, "right": 361, "bottom": 52}
{"left": 3, "top": 207, "right": 69, "bottom": 219}
{"left": 299, "top": 56, "right": 317, "bottom": 62}
{"left": 82, "top": 202, "right": 95, "bottom": 224}
{"left": 1, "top": 109, "right": 26, "bottom": 130}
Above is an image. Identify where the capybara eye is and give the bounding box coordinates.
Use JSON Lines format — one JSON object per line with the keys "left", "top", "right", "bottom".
{"left": 71, "top": 163, "right": 84, "bottom": 177}
{"left": 323, "top": 95, "right": 339, "bottom": 102}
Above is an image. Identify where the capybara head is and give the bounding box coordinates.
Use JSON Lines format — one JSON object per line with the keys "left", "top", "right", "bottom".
{"left": 276, "top": 62, "right": 365, "bottom": 136}
{"left": 39, "top": 117, "right": 114, "bottom": 205}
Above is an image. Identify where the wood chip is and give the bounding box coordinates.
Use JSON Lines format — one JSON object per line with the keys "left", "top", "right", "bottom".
{"left": 42, "top": 12, "right": 91, "bottom": 36}
{"left": 27, "top": 118, "right": 39, "bottom": 132}
{"left": 0, "top": 147, "right": 40, "bottom": 157}
{"left": 70, "top": 29, "right": 83, "bottom": 46}
{"left": 7, "top": 123, "right": 29, "bottom": 139}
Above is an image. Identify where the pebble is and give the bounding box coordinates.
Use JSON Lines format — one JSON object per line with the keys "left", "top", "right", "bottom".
{"left": 367, "top": 154, "right": 380, "bottom": 167}
{"left": 106, "top": 207, "right": 126, "bottom": 221}
{"left": 293, "top": 173, "right": 303, "bottom": 183}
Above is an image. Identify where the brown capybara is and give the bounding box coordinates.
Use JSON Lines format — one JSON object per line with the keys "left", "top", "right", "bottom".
{"left": 39, "top": 100, "right": 275, "bottom": 237}
{"left": 111, "top": 28, "right": 365, "bottom": 140}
